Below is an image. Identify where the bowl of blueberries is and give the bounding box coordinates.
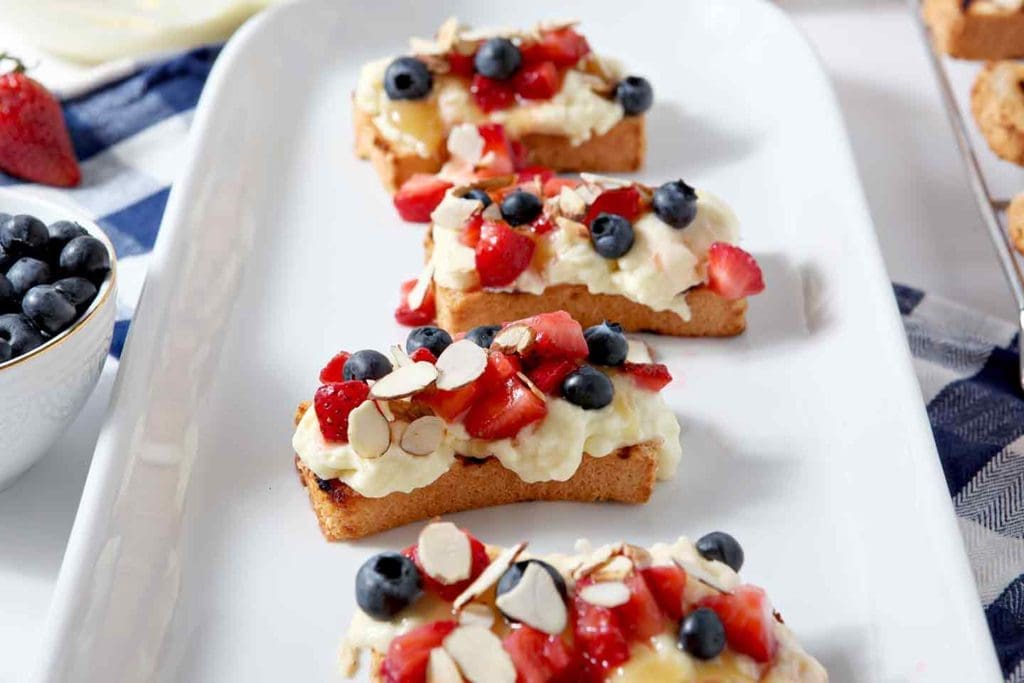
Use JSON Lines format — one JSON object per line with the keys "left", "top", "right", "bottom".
{"left": 0, "top": 190, "right": 116, "bottom": 490}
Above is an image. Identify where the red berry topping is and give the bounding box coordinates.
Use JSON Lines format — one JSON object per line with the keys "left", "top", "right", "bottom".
{"left": 516, "top": 311, "right": 589, "bottom": 361}
{"left": 462, "top": 375, "right": 547, "bottom": 439}
{"left": 313, "top": 381, "right": 370, "bottom": 442}
{"left": 404, "top": 530, "right": 490, "bottom": 601}
{"left": 394, "top": 173, "right": 453, "bottom": 223}
{"left": 515, "top": 166, "right": 555, "bottom": 185}
{"left": 584, "top": 186, "right": 643, "bottom": 226}
{"left": 640, "top": 565, "right": 688, "bottom": 621}
{"left": 510, "top": 139, "right": 529, "bottom": 170}
{"left": 530, "top": 214, "right": 556, "bottom": 235}
{"left": 503, "top": 626, "right": 578, "bottom": 683}
{"left": 447, "top": 51, "right": 475, "bottom": 78}
{"left": 620, "top": 362, "right": 672, "bottom": 392}
{"left": 612, "top": 573, "right": 664, "bottom": 643}
{"left": 479, "top": 350, "right": 523, "bottom": 391}
{"left": 572, "top": 589, "right": 630, "bottom": 678}
{"left": 477, "top": 123, "right": 516, "bottom": 176}
{"left": 530, "top": 27, "right": 591, "bottom": 67}
{"left": 705, "top": 242, "right": 765, "bottom": 300}
{"left": 318, "top": 351, "right": 350, "bottom": 383}
{"left": 526, "top": 358, "right": 578, "bottom": 395}
{"left": 394, "top": 278, "right": 436, "bottom": 327}
{"left": 475, "top": 220, "right": 536, "bottom": 287}
{"left": 380, "top": 620, "right": 458, "bottom": 683}
{"left": 420, "top": 382, "right": 480, "bottom": 422}
{"left": 471, "top": 73, "right": 517, "bottom": 112}
{"left": 542, "top": 176, "right": 580, "bottom": 198}
{"left": 409, "top": 347, "right": 437, "bottom": 363}
{"left": 514, "top": 60, "right": 561, "bottom": 100}
{"left": 698, "top": 585, "right": 778, "bottom": 663}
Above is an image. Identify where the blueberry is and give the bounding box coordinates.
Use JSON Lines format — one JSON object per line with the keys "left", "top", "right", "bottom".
{"left": 463, "top": 188, "right": 493, "bottom": 208}
{"left": 0, "top": 313, "right": 45, "bottom": 356}
{"left": 355, "top": 551, "right": 423, "bottom": 620}
{"left": 0, "top": 245, "right": 14, "bottom": 271}
{"left": 343, "top": 349, "right": 393, "bottom": 381}
{"left": 0, "top": 337, "right": 10, "bottom": 363}
{"left": 53, "top": 277, "right": 98, "bottom": 312}
{"left": 653, "top": 180, "right": 698, "bottom": 229}
{"left": 474, "top": 38, "right": 521, "bottom": 80}
{"left": 589, "top": 213, "right": 634, "bottom": 258}
{"left": 60, "top": 236, "right": 110, "bottom": 283}
{"left": 47, "top": 220, "right": 88, "bottom": 260}
{"left": 584, "top": 321, "right": 628, "bottom": 366}
{"left": 0, "top": 214, "right": 48, "bottom": 257}
{"left": 6, "top": 257, "right": 51, "bottom": 297}
{"left": 496, "top": 559, "right": 568, "bottom": 612}
{"left": 0, "top": 274, "right": 16, "bottom": 312}
{"left": 22, "top": 285, "right": 77, "bottom": 335}
{"left": 500, "top": 190, "right": 543, "bottom": 226}
{"left": 561, "top": 365, "right": 614, "bottom": 410}
{"left": 465, "top": 324, "right": 501, "bottom": 349}
{"left": 384, "top": 57, "right": 433, "bottom": 100}
{"left": 679, "top": 607, "right": 726, "bottom": 660}
{"left": 406, "top": 325, "right": 452, "bottom": 357}
{"left": 696, "top": 531, "right": 744, "bottom": 572}
{"left": 614, "top": 75, "right": 654, "bottom": 116}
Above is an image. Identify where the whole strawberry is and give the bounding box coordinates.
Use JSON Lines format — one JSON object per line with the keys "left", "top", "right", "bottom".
{"left": 0, "top": 54, "right": 80, "bottom": 187}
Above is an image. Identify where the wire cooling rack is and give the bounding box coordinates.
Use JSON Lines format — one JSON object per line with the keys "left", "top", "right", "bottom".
{"left": 912, "top": 2, "right": 1024, "bottom": 389}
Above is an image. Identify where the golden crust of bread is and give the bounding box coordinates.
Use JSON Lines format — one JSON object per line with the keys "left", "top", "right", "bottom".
{"left": 353, "top": 106, "right": 646, "bottom": 193}
{"left": 924, "top": 0, "right": 1024, "bottom": 59}
{"left": 434, "top": 282, "right": 747, "bottom": 337}
{"left": 971, "top": 61, "right": 1024, "bottom": 164}
{"left": 1007, "top": 191, "right": 1024, "bottom": 254}
{"left": 294, "top": 395, "right": 660, "bottom": 541}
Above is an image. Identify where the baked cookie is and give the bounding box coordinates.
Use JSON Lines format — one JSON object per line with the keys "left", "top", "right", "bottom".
{"left": 1006, "top": 191, "right": 1024, "bottom": 253}
{"left": 924, "top": 0, "right": 1024, "bottom": 59}
{"left": 339, "top": 521, "right": 829, "bottom": 681}
{"left": 293, "top": 311, "right": 680, "bottom": 540}
{"left": 972, "top": 61, "right": 1024, "bottom": 164}
{"left": 354, "top": 18, "right": 652, "bottom": 193}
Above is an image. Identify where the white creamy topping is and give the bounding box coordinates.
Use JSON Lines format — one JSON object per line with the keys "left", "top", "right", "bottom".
{"left": 294, "top": 375, "right": 680, "bottom": 498}
{"left": 432, "top": 189, "right": 739, "bottom": 320}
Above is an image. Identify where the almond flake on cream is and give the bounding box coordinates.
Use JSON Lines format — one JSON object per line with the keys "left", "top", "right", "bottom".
{"left": 418, "top": 522, "right": 472, "bottom": 584}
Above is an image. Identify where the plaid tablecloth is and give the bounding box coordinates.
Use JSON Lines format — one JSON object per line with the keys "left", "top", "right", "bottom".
{"left": 2, "top": 48, "right": 1021, "bottom": 680}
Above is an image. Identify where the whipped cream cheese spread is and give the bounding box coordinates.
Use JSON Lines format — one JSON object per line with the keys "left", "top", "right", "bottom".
{"left": 432, "top": 189, "right": 740, "bottom": 320}
{"left": 340, "top": 537, "right": 827, "bottom": 682}
{"left": 293, "top": 374, "right": 680, "bottom": 498}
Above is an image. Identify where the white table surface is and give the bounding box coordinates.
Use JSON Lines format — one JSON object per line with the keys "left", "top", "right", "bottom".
{"left": 0, "top": 2, "right": 1014, "bottom": 681}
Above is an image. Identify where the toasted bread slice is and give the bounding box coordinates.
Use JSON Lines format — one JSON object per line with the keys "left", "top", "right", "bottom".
{"left": 924, "top": 0, "right": 1024, "bottom": 59}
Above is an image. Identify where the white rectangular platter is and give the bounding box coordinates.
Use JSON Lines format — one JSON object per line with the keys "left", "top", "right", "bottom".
{"left": 34, "top": 1, "right": 1003, "bottom": 681}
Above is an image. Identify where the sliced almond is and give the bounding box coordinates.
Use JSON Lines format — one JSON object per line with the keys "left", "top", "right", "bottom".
{"left": 454, "top": 542, "right": 527, "bottom": 609}
{"left": 580, "top": 172, "right": 633, "bottom": 189}
{"left": 390, "top": 344, "right": 413, "bottom": 368}
{"left": 369, "top": 362, "right": 438, "bottom": 400}
{"left": 673, "top": 558, "right": 733, "bottom": 595}
{"left": 538, "top": 17, "right": 580, "bottom": 31}
{"left": 494, "top": 562, "right": 568, "bottom": 635}
{"left": 557, "top": 186, "right": 586, "bottom": 217}
{"left": 447, "top": 124, "right": 485, "bottom": 166}
{"left": 427, "top": 647, "right": 462, "bottom": 683}
{"left": 554, "top": 215, "right": 590, "bottom": 239}
{"left": 623, "top": 544, "right": 653, "bottom": 570}
{"left": 491, "top": 324, "right": 535, "bottom": 355}
{"left": 579, "top": 581, "right": 631, "bottom": 608}
{"left": 517, "top": 371, "right": 546, "bottom": 402}
{"left": 407, "top": 261, "right": 435, "bottom": 310}
{"left": 418, "top": 522, "right": 472, "bottom": 585}
{"left": 443, "top": 625, "right": 516, "bottom": 683}
{"left": 481, "top": 201, "right": 502, "bottom": 222}
{"left": 572, "top": 542, "right": 624, "bottom": 580}
{"left": 348, "top": 401, "right": 390, "bottom": 459}
{"left": 435, "top": 339, "right": 488, "bottom": 390}
{"left": 401, "top": 415, "right": 446, "bottom": 456}
{"left": 376, "top": 399, "right": 395, "bottom": 422}
{"left": 458, "top": 603, "right": 494, "bottom": 628}
{"left": 590, "top": 555, "right": 634, "bottom": 582}
{"left": 432, "top": 194, "right": 481, "bottom": 230}
{"left": 625, "top": 337, "right": 653, "bottom": 364}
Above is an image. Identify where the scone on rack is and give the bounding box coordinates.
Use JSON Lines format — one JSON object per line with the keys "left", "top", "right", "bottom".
{"left": 354, "top": 18, "right": 651, "bottom": 193}
{"left": 1006, "top": 191, "right": 1024, "bottom": 254}
{"left": 972, "top": 61, "right": 1024, "bottom": 164}
{"left": 339, "top": 521, "right": 829, "bottom": 682}
{"left": 394, "top": 168, "right": 764, "bottom": 336}
{"left": 293, "top": 311, "right": 680, "bottom": 540}
{"left": 924, "top": 0, "right": 1024, "bottom": 59}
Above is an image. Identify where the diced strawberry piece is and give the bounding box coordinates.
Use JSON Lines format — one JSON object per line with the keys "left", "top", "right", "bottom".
{"left": 515, "top": 311, "right": 588, "bottom": 361}
{"left": 514, "top": 60, "right": 561, "bottom": 100}
{"left": 516, "top": 166, "right": 555, "bottom": 185}
{"left": 613, "top": 573, "right": 664, "bottom": 643}
{"left": 313, "top": 381, "right": 370, "bottom": 442}
{"left": 447, "top": 51, "right": 475, "bottom": 78}
{"left": 573, "top": 589, "right": 630, "bottom": 678}
{"left": 480, "top": 351, "right": 522, "bottom": 391}
{"left": 542, "top": 176, "right": 580, "bottom": 198}
{"left": 527, "top": 358, "right": 578, "bottom": 395}
{"left": 459, "top": 213, "right": 483, "bottom": 248}
{"left": 380, "top": 620, "right": 458, "bottom": 683}
{"left": 420, "top": 382, "right": 480, "bottom": 422}
{"left": 409, "top": 347, "right": 436, "bottom": 363}
{"left": 530, "top": 214, "right": 556, "bottom": 235}
{"left": 620, "top": 362, "right": 672, "bottom": 392}
{"left": 394, "top": 174, "right": 453, "bottom": 223}
{"left": 510, "top": 139, "right": 529, "bottom": 170}
{"left": 640, "top": 565, "right": 688, "bottom": 621}
{"left": 475, "top": 221, "right": 536, "bottom": 287}
{"left": 705, "top": 242, "right": 765, "bottom": 300}
{"left": 536, "top": 27, "right": 591, "bottom": 67}
{"left": 584, "top": 186, "right": 643, "bottom": 226}
{"left": 698, "top": 585, "right": 778, "bottom": 663}
{"left": 318, "top": 351, "right": 350, "bottom": 383}
{"left": 462, "top": 375, "right": 547, "bottom": 439}
{"left": 503, "top": 626, "right": 578, "bottom": 683}
{"left": 472, "top": 73, "right": 517, "bottom": 112}
{"left": 477, "top": 123, "right": 516, "bottom": 176}
{"left": 404, "top": 531, "right": 490, "bottom": 601}
{"left": 394, "top": 278, "right": 437, "bottom": 327}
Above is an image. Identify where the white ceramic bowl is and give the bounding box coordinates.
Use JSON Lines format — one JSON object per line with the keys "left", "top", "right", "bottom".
{"left": 0, "top": 190, "right": 117, "bottom": 490}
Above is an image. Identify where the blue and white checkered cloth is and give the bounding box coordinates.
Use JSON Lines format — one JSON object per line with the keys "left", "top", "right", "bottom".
{"left": 3, "top": 49, "right": 1022, "bottom": 680}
